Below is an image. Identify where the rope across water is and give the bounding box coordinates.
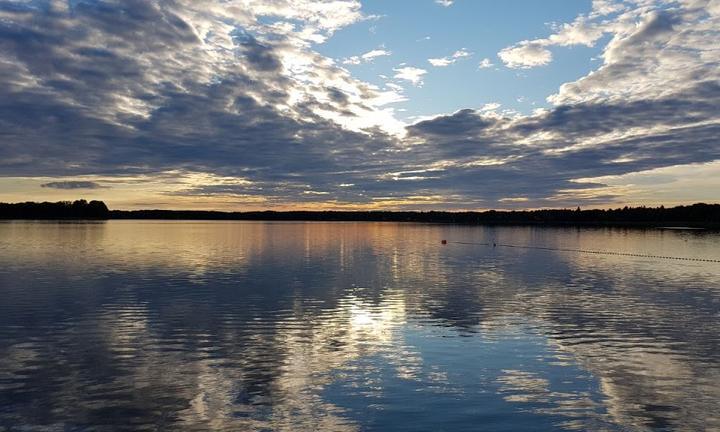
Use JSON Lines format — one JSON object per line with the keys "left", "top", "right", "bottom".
{"left": 444, "top": 241, "right": 720, "bottom": 263}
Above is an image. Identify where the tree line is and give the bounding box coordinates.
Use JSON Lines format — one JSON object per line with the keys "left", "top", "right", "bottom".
{"left": 0, "top": 200, "right": 109, "bottom": 219}
{"left": 1, "top": 200, "right": 718, "bottom": 228}
{"left": 110, "top": 204, "right": 720, "bottom": 228}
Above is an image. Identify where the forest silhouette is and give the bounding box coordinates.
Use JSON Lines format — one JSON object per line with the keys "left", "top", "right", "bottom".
{"left": 1, "top": 200, "right": 718, "bottom": 228}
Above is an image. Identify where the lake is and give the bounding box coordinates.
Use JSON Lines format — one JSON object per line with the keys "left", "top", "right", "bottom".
{"left": 0, "top": 221, "right": 719, "bottom": 431}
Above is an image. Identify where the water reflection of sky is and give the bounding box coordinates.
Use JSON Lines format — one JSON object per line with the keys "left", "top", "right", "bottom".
{"left": 0, "top": 221, "right": 718, "bottom": 431}
{"left": 324, "top": 322, "right": 618, "bottom": 432}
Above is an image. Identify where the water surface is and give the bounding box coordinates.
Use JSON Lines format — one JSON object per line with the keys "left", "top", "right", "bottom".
{"left": 1, "top": 221, "right": 719, "bottom": 431}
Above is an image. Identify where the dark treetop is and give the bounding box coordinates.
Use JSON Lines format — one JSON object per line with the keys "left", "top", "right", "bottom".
{"left": 0, "top": 200, "right": 109, "bottom": 219}
{"left": 1, "top": 200, "right": 719, "bottom": 228}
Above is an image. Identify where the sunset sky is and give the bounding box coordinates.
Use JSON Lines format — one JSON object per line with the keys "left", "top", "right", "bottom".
{"left": 1, "top": 0, "right": 719, "bottom": 210}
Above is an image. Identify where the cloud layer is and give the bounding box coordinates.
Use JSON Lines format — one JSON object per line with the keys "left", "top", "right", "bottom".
{"left": 0, "top": 0, "right": 719, "bottom": 209}
{"left": 41, "top": 181, "right": 105, "bottom": 190}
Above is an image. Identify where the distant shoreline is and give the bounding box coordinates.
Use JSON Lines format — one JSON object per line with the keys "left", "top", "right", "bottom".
{"left": 1, "top": 200, "right": 719, "bottom": 229}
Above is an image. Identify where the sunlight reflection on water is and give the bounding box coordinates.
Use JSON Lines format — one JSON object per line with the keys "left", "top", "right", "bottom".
{"left": 0, "top": 221, "right": 719, "bottom": 431}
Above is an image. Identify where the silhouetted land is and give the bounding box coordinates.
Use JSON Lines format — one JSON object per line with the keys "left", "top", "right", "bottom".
{"left": 0, "top": 200, "right": 109, "bottom": 219}
{"left": 2, "top": 200, "right": 719, "bottom": 228}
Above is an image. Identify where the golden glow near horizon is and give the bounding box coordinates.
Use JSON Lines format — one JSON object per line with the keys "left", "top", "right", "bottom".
{"left": 3, "top": 161, "right": 720, "bottom": 211}
{"left": 0, "top": 172, "right": 469, "bottom": 211}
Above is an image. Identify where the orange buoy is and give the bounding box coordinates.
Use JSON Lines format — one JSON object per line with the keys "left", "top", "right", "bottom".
{"left": 441, "top": 240, "right": 447, "bottom": 245}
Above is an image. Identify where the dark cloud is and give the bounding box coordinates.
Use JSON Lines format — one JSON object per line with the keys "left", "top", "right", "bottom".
{"left": 515, "top": 81, "right": 720, "bottom": 139}
{"left": 41, "top": 181, "right": 105, "bottom": 189}
{"left": 238, "top": 36, "right": 284, "bottom": 72}
{"left": 408, "top": 109, "right": 498, "bottom": 137}
{"left": 326, "top": 87, "right": 350, "bottom": 106}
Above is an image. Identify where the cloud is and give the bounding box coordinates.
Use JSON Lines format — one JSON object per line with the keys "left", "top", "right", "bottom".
{"left": 498, "top": 42, "right": 552, "bottom": 69}
{"left": 496, "top": 0, "right": 697, "bottom": 71}
{"left": 393, "top": 66, "right": 427, "bottom": 86}
{"left": 428, "top": 49, "right": 472, "bottom": 67}
{"left": 590, "top": 0, "right": 627, "bottom": 18}
{"left": 398, "top": 79, "right": 720, "bottom": 206}
{"left": 547, "top": 9, "right": 702, "bottom": 105}
{"left": 547, "top": 17, "right": 605, "bottom": 47}
{"left": 480, "top": 102, "right": 501, "bottom": 111}
{"left": 342, "top": 48, "right": 391, "bottom": 65}
{"left": 0, "top": 0, "right": 403, "bottom": 190}
{"left": 435, "top": 0, "right": 454, "bottom": 6}
{"left": 40, "top": 181, "right": 105, "bottom": 190}
{"left": 428, "top": 58, "right": 453, "bottom": 67}
{"left": 238, "top": 36, "right": 284, "bottom": 72}
{"left": 497, "top": 1, "right": 617, "bottom": 69}
{"left": 478, "top": 58, "right": 494, "bottom": 69}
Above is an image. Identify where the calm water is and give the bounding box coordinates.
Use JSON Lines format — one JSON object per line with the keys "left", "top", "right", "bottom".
{"left": 1, "top": 221, "right": 719, "bottom": 431}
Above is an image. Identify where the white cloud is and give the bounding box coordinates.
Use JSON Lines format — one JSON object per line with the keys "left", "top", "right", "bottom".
{"left": 393, "top": 66, "right": 427, "bottom": 86}
{"left": 547, "top": 4, "right": 720, "bottom": 105}
{"left": 363, "top": 49, "right": 391, "bottom": 61}
{"left": 203, "top": 0, "right": 366, "bottom": 44}
{"left": 428, "top": 58, "right": 453, "bottom": 67}
{"left": 590, "top": 0, "right": 627, "bottom": 17}
{"left": 547, "top": 18, "right": 605, "bottom": 47}
{"left": 498, "top": 42, "right": 552, "bottom": 69}
{"left": 497, "top": 4, "right": 614, "bottom": 69}
{"left": 480, "top": 102, "right": 501, "bottom": 111}
{"left": 497, "top": 0, "right": 709, "bottom": 72}
{"left": 342, "top": 48, "right": 391, "bottom": 65}
{"left": 428, "top": 49, "right": 472, "bottom": 67}
{"left": 499, "top": 197, "right": 529, "bottom": 203}
{"left": 478, "top": 58, "right": 494, "bottom": 69}
{"left": 435, "top": 0, "right": 454, "bottom": 6}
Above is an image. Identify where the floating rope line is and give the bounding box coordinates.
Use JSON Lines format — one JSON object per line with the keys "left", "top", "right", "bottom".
{"left": 443, "top": 240, "right": 720, "bottom": 263}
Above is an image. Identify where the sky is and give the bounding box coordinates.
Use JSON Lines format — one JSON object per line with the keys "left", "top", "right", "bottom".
{"left": 0, "top": 0, "right": 719, "bottom": 210}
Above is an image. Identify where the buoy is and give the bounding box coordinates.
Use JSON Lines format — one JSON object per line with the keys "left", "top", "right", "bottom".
{"left": 441, "top": 240, "right": 447, "bottom": 245}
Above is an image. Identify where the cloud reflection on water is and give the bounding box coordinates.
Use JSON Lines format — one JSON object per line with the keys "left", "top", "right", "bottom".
{"left": 0, "top": 221, "right": 718, "bottom": 431}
